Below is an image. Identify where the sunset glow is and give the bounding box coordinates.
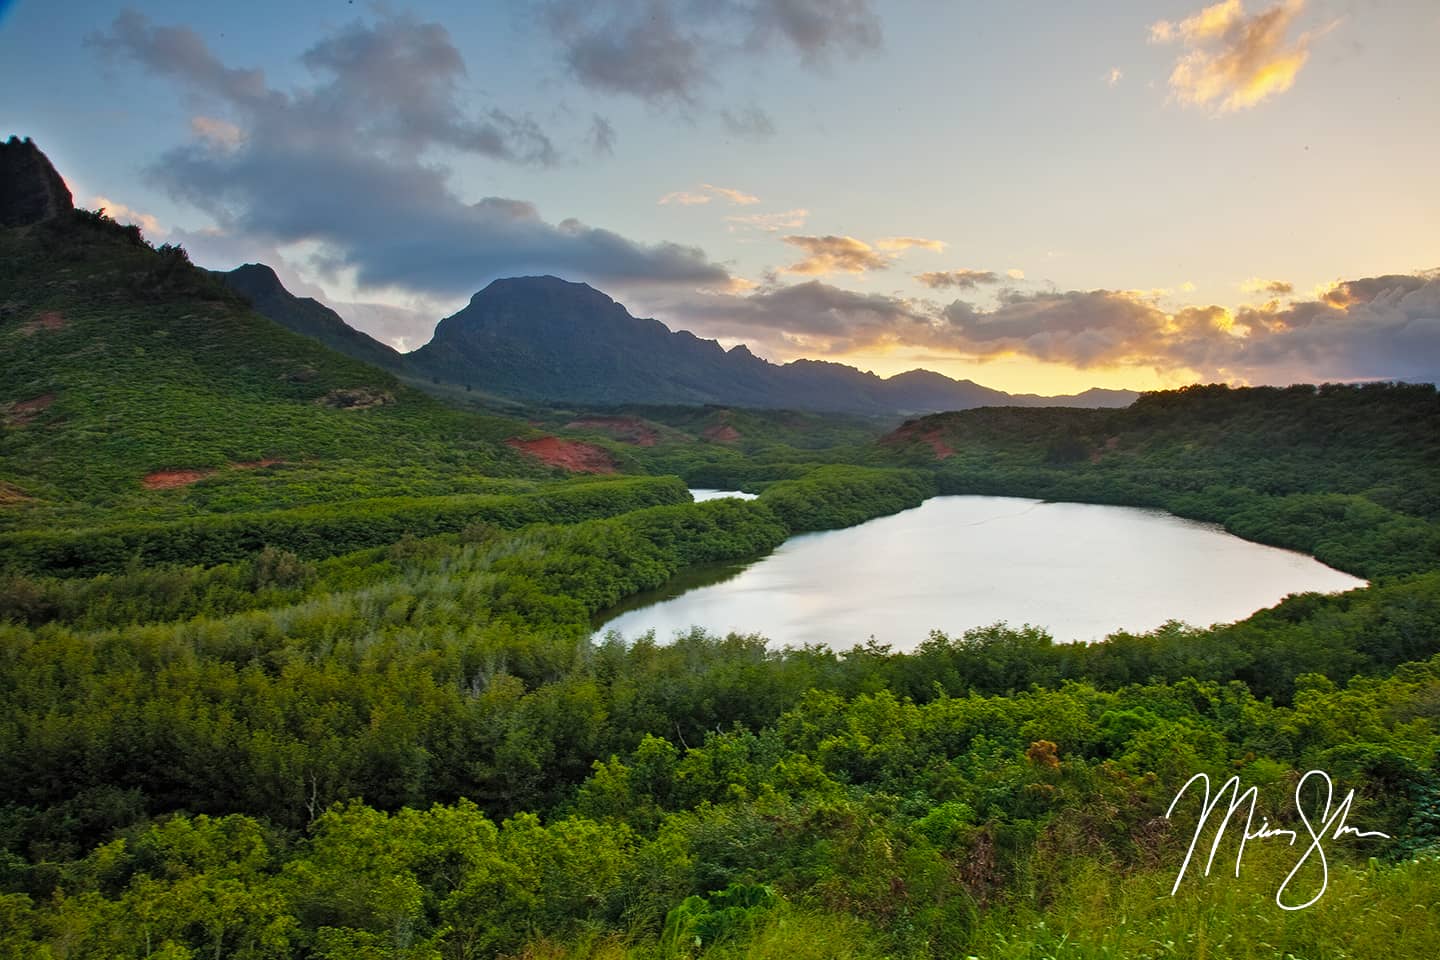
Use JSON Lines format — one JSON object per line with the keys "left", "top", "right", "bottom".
{"left": 3, "top": 0, "right": 1436, "bottom": 393}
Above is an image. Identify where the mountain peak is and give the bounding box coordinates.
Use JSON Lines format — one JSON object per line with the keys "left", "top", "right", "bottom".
{"left": 472, "top": 274, "right": 615, "bottom": 307}
{"left": 228, "top": 262, "right": 285, "bottom": 291}
{"left": 1, "top": 136, "right": 73, "bottom": 227}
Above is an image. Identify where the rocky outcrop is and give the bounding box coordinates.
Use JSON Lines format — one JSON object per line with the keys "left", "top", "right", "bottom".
{"left": 1, "top": 137, "right": 73, "bottom": 227}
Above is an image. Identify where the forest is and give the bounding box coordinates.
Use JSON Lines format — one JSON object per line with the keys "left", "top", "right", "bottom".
{"left": 2, "top": 209, "right": 1440, "bottom": 958}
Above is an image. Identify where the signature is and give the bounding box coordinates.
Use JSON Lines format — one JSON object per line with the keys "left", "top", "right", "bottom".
{"left": 1165, "top": 770, "right": 1390, "bottom": 910}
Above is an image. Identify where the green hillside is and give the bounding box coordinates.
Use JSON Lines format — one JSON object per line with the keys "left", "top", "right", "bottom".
{"left": 879, "top": 382, "right": 1440, "bottom": 578}
{"left": 0, "top": 209, "right": 562, "bottom": 529}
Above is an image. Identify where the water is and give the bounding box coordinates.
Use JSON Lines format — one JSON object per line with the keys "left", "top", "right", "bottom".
{"left": 689, "top": 488, "right": 759, "bottom": 501}
{"left": 595, "top": 494, "right": 1367, "bottom": 650}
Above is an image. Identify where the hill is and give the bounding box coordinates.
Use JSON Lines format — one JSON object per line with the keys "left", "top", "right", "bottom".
{"left": 878, "top": 381, "right": 1440, "bottom": 577}
{"left": 223, "top": 268, "right": 1137, "bottom": 414}
{"left": 407, "top": 275, "right": 1137, "bottom": 413}
{"left": 0, "top": 141, "right": 667, "bottom": 536}
{"left": 214, "top": 263, "right": 407, "bottom": 373}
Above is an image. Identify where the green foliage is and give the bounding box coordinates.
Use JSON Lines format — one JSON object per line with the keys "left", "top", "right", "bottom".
{"left": 660, "top": 883, "right": 777, "bottom": 956}
{"left": 6, "top": 212, "right": 1440, "bottom": 956}
{"left": 0, "top": 476, "right": 691, "bottom": 577}
{"left": 758, "top": 466, "right": 936, "bottom": 532}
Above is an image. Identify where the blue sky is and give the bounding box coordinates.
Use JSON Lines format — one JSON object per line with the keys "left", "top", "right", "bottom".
{"left": 3, "top": 0, "right": 1438, "bottom": 393}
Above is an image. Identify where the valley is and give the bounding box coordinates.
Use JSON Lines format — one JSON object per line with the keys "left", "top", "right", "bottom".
{"left": 3, "top": 137, "right": 1440, "bottom": 959}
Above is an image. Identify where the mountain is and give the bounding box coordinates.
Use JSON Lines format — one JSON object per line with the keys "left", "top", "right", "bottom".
{"left": 404, "top": 275, "right": 1138, "bottom": 414}
{"left": 216, "top": 263, "right": 407, "bottom": 373}
{"left": 0, "top": 141, "right": 543, "bottom": 517}
{"left": 1, "top": 135, "right": 74, "bottom": 227}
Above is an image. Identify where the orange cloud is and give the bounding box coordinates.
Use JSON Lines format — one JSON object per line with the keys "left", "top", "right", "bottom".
{"left": 781, "top": 235, "right": 888, "bottom": 275}
{"left": 877, "top": 236, "right": 946, "bottom": 252}
{"left": 1151, "top": 0, "right": 1328, "bottom": 113}
{"left": 1241, "top": 277, "right": 1295, "bottom": 295}
{"left": 701, "top": 183, "right": 759, "bottom": 205}
{"left": 659, "top": 183, "right": 760, "bottom": 206}
{"left": 89, "top": 194, "right": 163, "bottom": 237}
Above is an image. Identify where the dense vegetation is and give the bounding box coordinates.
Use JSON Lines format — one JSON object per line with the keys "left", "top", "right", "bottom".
{"left": 880, "top": 383, "right": 1440, "bottom": 579}
{"left": 0, "top": 209, "right": 557, "bottom": 529}
{"left": 3, "top": 210, "right": 1440, "bottom": 957}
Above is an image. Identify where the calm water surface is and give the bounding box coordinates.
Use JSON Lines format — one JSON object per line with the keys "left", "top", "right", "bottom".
{"left": 595, "top": 494, "right": 1366, "bottom": 650}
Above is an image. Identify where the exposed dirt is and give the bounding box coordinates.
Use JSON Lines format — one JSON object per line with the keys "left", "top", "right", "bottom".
{"left": 142, "top": 458, "right": 285, "bottom": 490}
{"left": 564, "top": 416, "right": 660, "bottom": 446}
{"left": 4, "top": 393, "right": 55, "bottom": 426}
{"left": 506, "top": 436, "right": 618, "bottom": 474}
{"left": 0, "top": 482, "right": 33, "bottom": 505}
{"left": 17, "top": 311, "right": 65, "bottom": 335}
{"left": 881, "top": 421, "right": 956, "bottom": 460}
{"left": 702, "top": 424, "right": 742, "bottom": 443}
{"left": 142, "top": 469, "right": 215, "bottom": 490}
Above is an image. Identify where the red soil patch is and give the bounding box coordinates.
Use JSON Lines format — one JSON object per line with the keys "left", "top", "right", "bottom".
{"left": 702, "top": 424, "right": 742, "bottom": 443}
{"left": 5, "top": 393, "right": 54, "bottom": 426}
{"left": 881, "top": 421, "right": 956, "bottom": 460}
{"left": 506, "top": 436, "right": 617, "bottom": 474}
{"left": 143, "top": 459, "right": 286, "bottom": 489}
{"left": 0, "top": 482, "right": 33, "bottom": 505}
{"left": 564, "top": 416, "right": 659, "bottom": 446}
{"left": 18, "top": 311, "right": 65, "bottom": 335}
{"left": 143, "top": 469, "right": 214, "bottom": 490}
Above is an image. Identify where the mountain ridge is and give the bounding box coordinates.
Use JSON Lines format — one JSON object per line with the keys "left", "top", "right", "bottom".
{"left": 225, "top": 269, "right": 1138, "bottom": 414}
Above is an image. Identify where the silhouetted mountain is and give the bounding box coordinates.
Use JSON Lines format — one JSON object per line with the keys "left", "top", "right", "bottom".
{"left": 405, "top": 276, "right": 1137, "bottom": 414}
{"left": 224, "top": 268, "right": 1136, "bottom": 413}
{"left": 216, "top": 264, "right": 407, "bottom": 372}
{"left": 1, "top": 136, "right": 73, "bottom": 227}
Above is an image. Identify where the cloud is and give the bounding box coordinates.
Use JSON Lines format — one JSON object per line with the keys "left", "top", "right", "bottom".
{"left": 877, "top": 236, "right": 945, "bottom": 252}
{"left": 658, "top": 190, "right": 712, "bottom": 206}
{"left": 659, "top": 279, "right": 932, "bottom": 355}
{"left": 588, "top": 114, "right": 616, "bottom": 155}
{"left": 659, "top": 183, "right": 759, "bottom": 206}
{"left": 1149, "top": 0, "right": 1327, "bottom": 113}
{"left": 1007, "top": 268, "right": 1025, "bottom": 280}
{"left": 702, "top": 183, "right": 760, "bottom": 206}
{"left": 720, "top": 105, "right": 777, "bottom": 139}
{"left": 935, "top": 274, "right": 1440, "bottom": 383}
{"left": 90, "top": 194, "right": 163, "bottom": 237}
{"left": 781, "top": 235, "right": 889, "bottom": 275}
{"left": 89, "top": 10, "right": 732, "bottom": 297}
{"left": 725, "top": 208, "right": 809, "bottom": 232}
{"left": 1107, "top": 67, "right": 1124, "bottom": 87}
{"left": 653, "top": 271, "right": 1440, "bottom": 385}
{"left": 541, "top": 0, "right": 882, "bottom": 107}
{"left": 915, "top": 269, "right": 1001, "bottom": 290}
{"left": 189, "top": 115, "right": 243, "bottom": 149}
{"left": 1242, "top": 277, "right": 1294, "bottom": 295}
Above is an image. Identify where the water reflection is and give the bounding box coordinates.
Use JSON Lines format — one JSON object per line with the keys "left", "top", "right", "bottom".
{"left": 595, "top": 494, "right": 1367, "bottom": 650}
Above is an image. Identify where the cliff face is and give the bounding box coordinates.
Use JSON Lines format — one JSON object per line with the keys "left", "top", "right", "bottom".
{"left": 0, "top": 137, "right": 74, "bottom": 227}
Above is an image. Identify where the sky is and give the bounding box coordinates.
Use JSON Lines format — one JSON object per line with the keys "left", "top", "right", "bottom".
{"left": 2, "top": 0, "right": 1438, "bottom": 394}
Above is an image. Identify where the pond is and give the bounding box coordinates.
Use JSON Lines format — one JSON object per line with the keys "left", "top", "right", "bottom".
{"left": 594, "top": 494, "right": 1367, "bottom": 650}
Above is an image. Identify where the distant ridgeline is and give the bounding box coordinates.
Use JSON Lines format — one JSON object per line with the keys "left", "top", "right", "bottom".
{"left": 216, "top": 266, "right": 1137, "bottom": 415}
